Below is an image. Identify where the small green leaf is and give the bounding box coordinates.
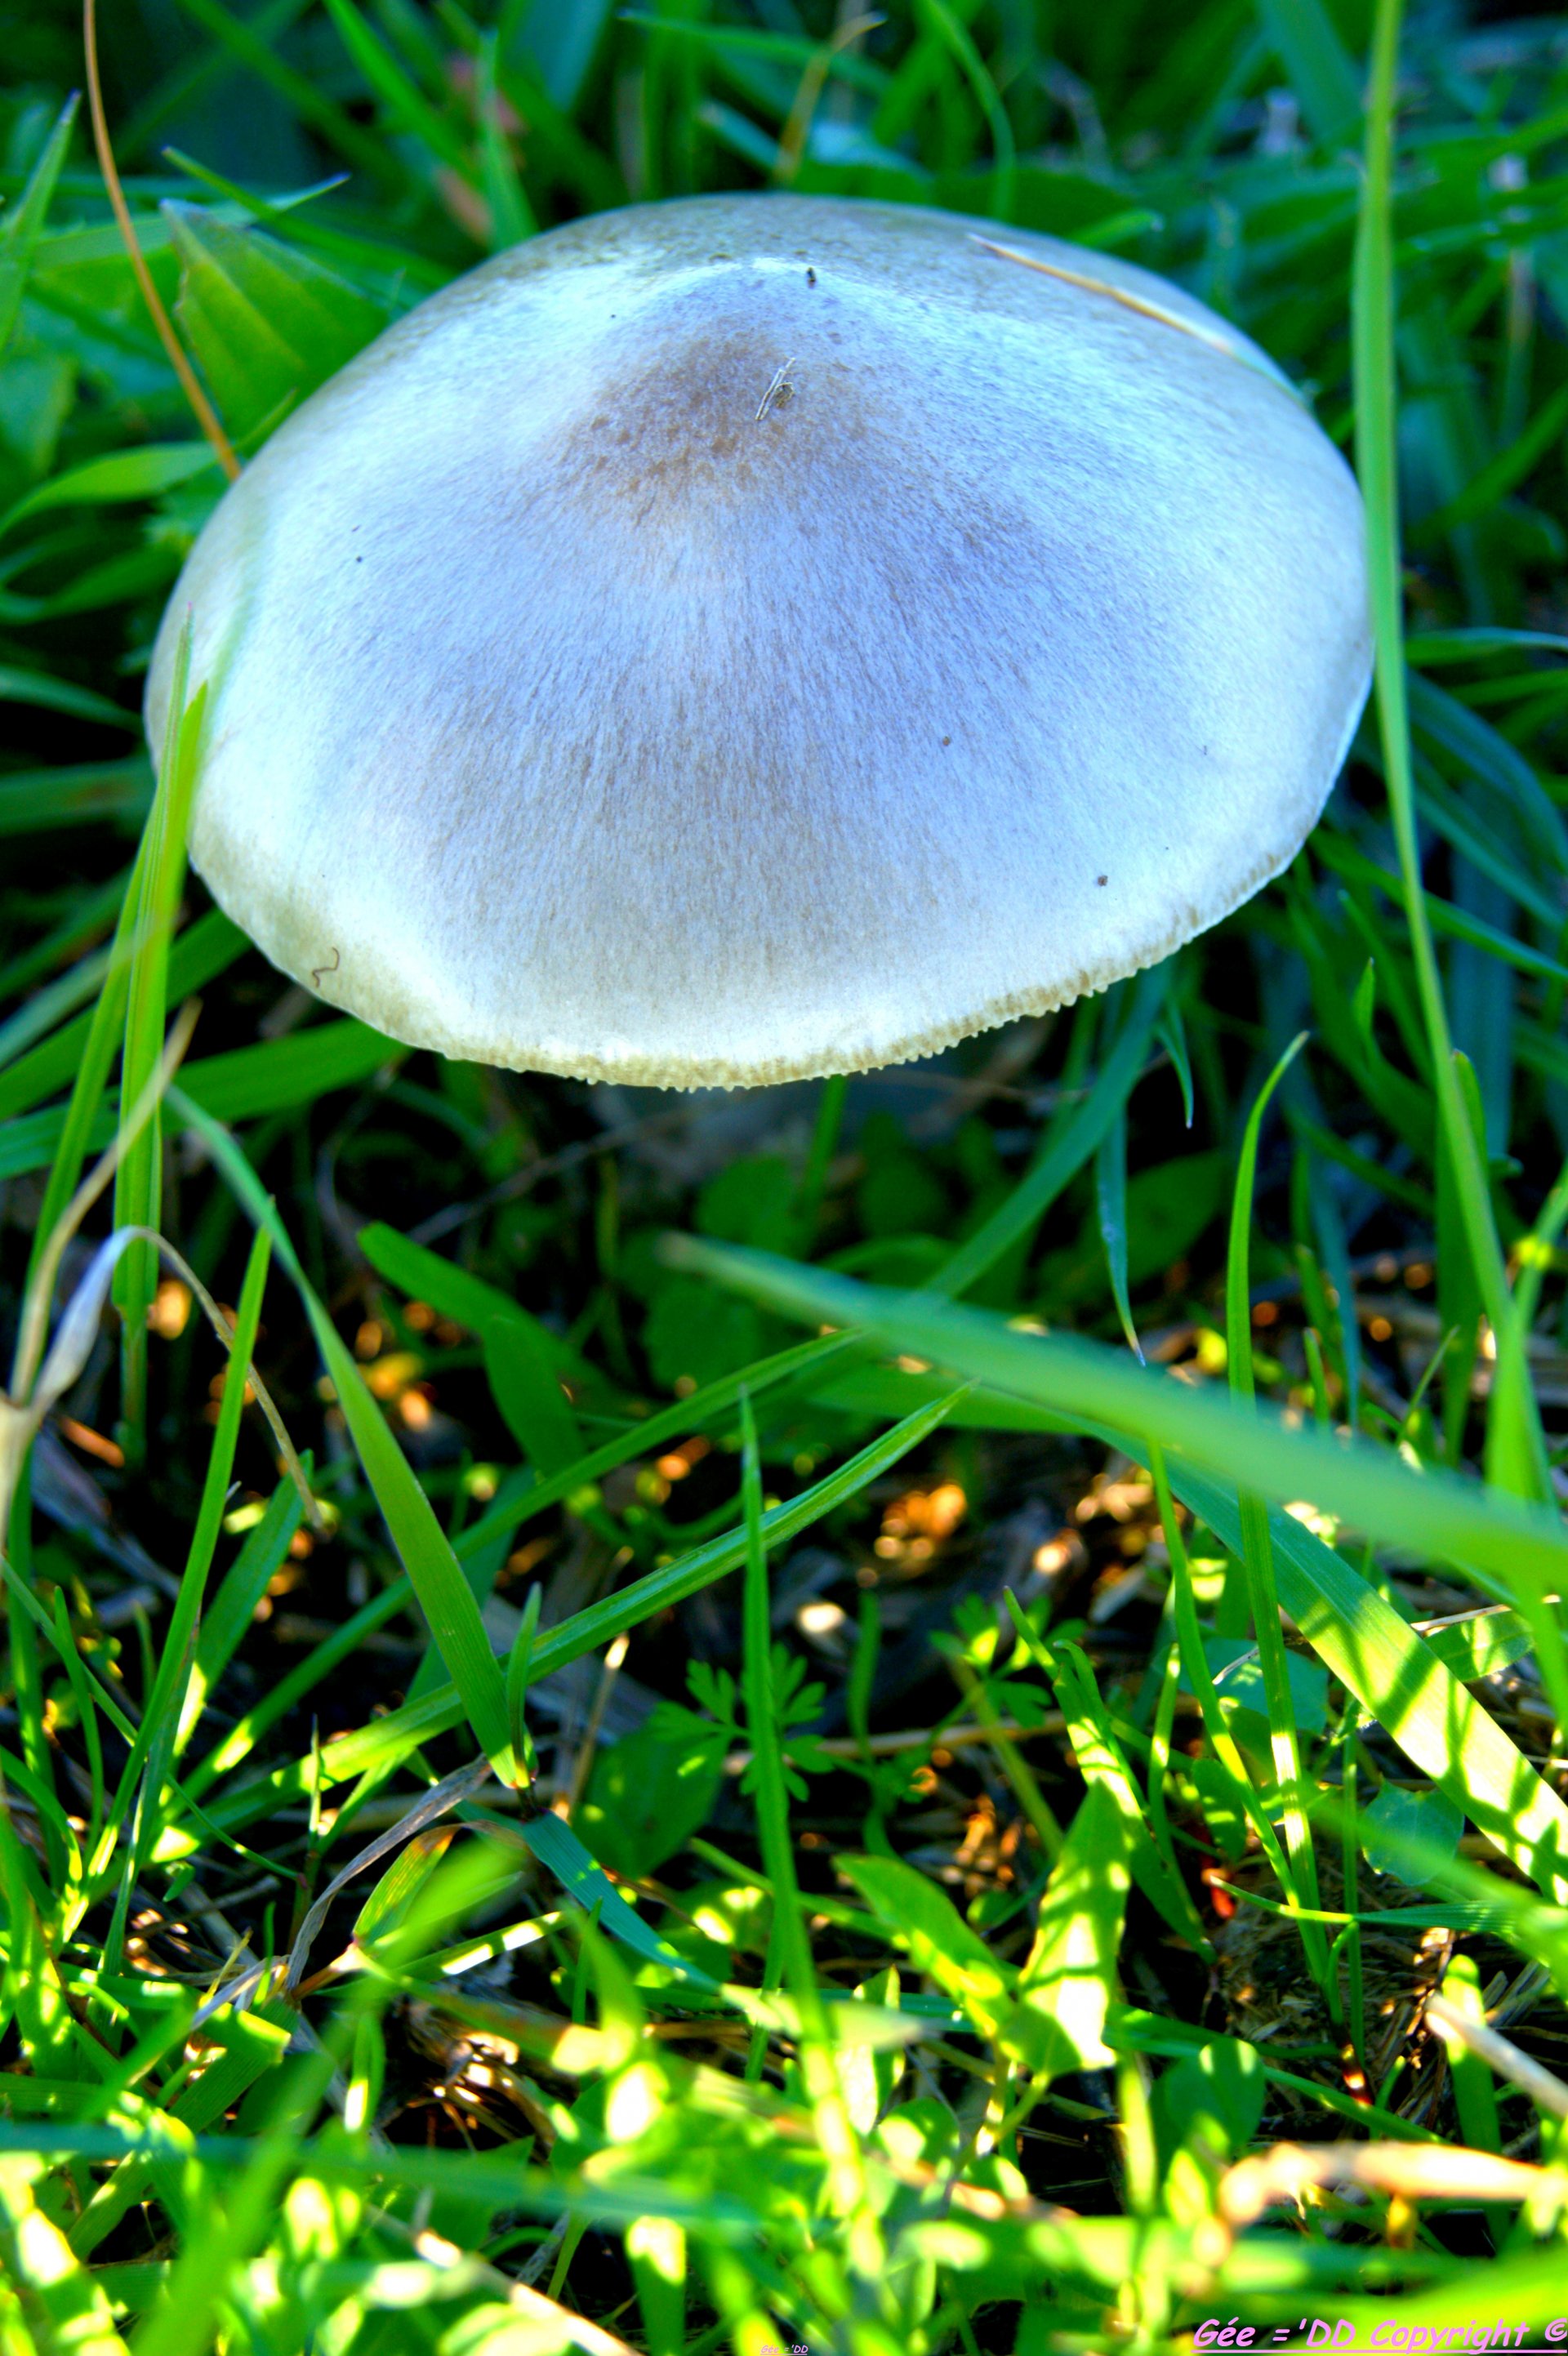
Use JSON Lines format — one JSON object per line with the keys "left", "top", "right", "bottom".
{"left": 354, "top": 1826, "right": 455, "bottom": 1944}
{"left": 0, "top": 443, "right": 216, "bottom": 537}
{"left": 483, "top": 1312, "right": 583, "bottom": 1474}
{"left": 577, "top": 1708, "right": 727, "bottom": 1882}
{"left": 163, "top": 203, "right": 390, "bottom": 448}
{"left": 843, "top": 1853, "right": 1011, "bottom": 2037}
{"left": 1149, "top": 2034, "right": 1263, "bottom": 2167}
{"left": 1003, "top": 1780, "right": 1130, "bottom": 2080}
{"left": 503, "top": 1807, "right": 719, "bottom": 1988}
{"left": 1201, "top": 1639, "right": 1330, "bottom": 1738}
{"left": 1361, "top": 1782, "right": 1464, "bottom": 1887}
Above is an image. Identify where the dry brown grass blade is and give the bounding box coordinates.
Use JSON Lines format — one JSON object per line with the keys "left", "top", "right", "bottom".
{"left": 82, "top": 0, "right": 240, "bottom": 481}
{"left": 283, "top": 1753, "right": 492, "bottom": 1993}
{"left": 969, "top": 234, "right": 1283, "bottom": 379}
{"left": 1425, "top": 1988, "right": 1568, "bottom": 2119}
{"left": 1220, "top": 2138, "right": 1564, "bottom": 2227}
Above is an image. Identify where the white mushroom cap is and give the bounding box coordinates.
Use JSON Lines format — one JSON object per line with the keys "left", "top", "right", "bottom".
{"left": 146, "top": 193, "right": 1370, "bottom": 1089}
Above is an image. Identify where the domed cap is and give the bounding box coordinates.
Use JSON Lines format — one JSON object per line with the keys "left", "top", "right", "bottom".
{"left": 146, "top": 193, "right": 1370, "bottom": 1089}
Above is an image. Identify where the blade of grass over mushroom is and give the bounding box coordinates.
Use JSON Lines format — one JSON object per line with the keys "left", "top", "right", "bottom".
{"left": 22, "top": 748, "right": 198, "bottom": 1293}
{"left": 1352, "top": 0, "right": 1548, "bottom": 1505}
{"left": 1223, "top": 1032, "right": 1327, "bottom": 1978}
{"left": 663, "top": 1241, "right": 1568, "bottom": 1623}
{"left": 672, "top": 1241, "right": 1568, "bottom": 1896}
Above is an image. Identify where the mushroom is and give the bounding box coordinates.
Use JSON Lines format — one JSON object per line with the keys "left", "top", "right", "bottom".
{"left": 146, "top": 193, "right": 1370, "bottom": 1090}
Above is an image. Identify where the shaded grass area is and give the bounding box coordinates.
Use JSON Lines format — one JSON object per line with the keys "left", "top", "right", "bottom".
{"left": 5, "top": 0, "right": 1568, "bottom": 2347}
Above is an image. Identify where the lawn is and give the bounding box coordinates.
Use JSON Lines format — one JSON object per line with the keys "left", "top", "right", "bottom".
{"left": 3, "top": 0, "right": 1568, "bottom": 2349}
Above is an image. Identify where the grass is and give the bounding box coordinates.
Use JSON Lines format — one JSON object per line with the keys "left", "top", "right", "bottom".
{"left": 4, "top": 0, "right": 1568, "bottom": 2345}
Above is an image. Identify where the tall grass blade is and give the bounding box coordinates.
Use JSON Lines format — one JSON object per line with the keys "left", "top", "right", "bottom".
{"left": 1223, "top": 1034, "right": 1327, "bottom": 1975}
{"left": 110, "top": 623, "right": 205, "bottom": 1455}
{"left": 1350, "top": 0, "right": 1549, "bottom": 1503}
{"left": 671, "top": 1239, "right": 1568, "bottom": 1899}
{"left": 166, "top": 1093, "right": 511, "bottom": 1770}
{"left": 934, "top": 962, "right": 1169, "bottom": 1298}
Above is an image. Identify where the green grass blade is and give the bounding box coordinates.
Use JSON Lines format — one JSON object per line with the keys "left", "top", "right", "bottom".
{"left": 914, "top": 0, "right": 1014, "bottom": 220}
{"left": 165, "top": 1094, "right": 510, "bottom": 1771}
{"left": 177, "top": 1381, "right": 962, "bottom": 1849}
{"left": 1254, "top": 0, "right": 1361, "bottom": 144}
{"left": 0, "top": 95, "right": 79, "bottom": 355}
{"left": 738, "top": 1391, "right": 813, "bottom": 2005}
{"left": 166, "top": 0, "right": 398, "bottom": 185}
{"left": 0, "top": 911, "right": 245, "bottom": 1126}
{"left": 1094, "top": 1107, "right": 1142, "bottom": 1360}
{"left": 1351, "top": 0, "right": 1549, "bottom": 1503}
{"left": 321, "top": 0, "right": 479, "bottom": 182}
{"left": 673, "top": 1255, "right": 1568, "bottom": 1903}
{"left": 1223, "top": 1033, "right": 1326, "bottom": 1974}
{"left": 1144, "top": 1443, "right": 1299, "bottom": 1900}
{"left": 1025, "top": 1628, "right": 1209, "bottom": 1952}
{"left": 174, "top": 1479, "right": 305, "bottom": 1759}
{"left": 110, "top": 623, "right": 204, "bottom": 1456}
{"left": 666, "top": 1240, "right": 1568, "bottom": 1659}
{"left": 933, "top": 961, "right": 1169, "bottom": 1299}
{"left": 505, "top": 1808, "right": 717, "bottom": 1987}
{"left": 94, "top": 1225, "right": 272, "bottom": 1891}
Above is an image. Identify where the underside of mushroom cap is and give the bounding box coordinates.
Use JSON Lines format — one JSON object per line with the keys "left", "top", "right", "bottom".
{"left": 146, "top": 192, "right": 1371, "bottom": 1089}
